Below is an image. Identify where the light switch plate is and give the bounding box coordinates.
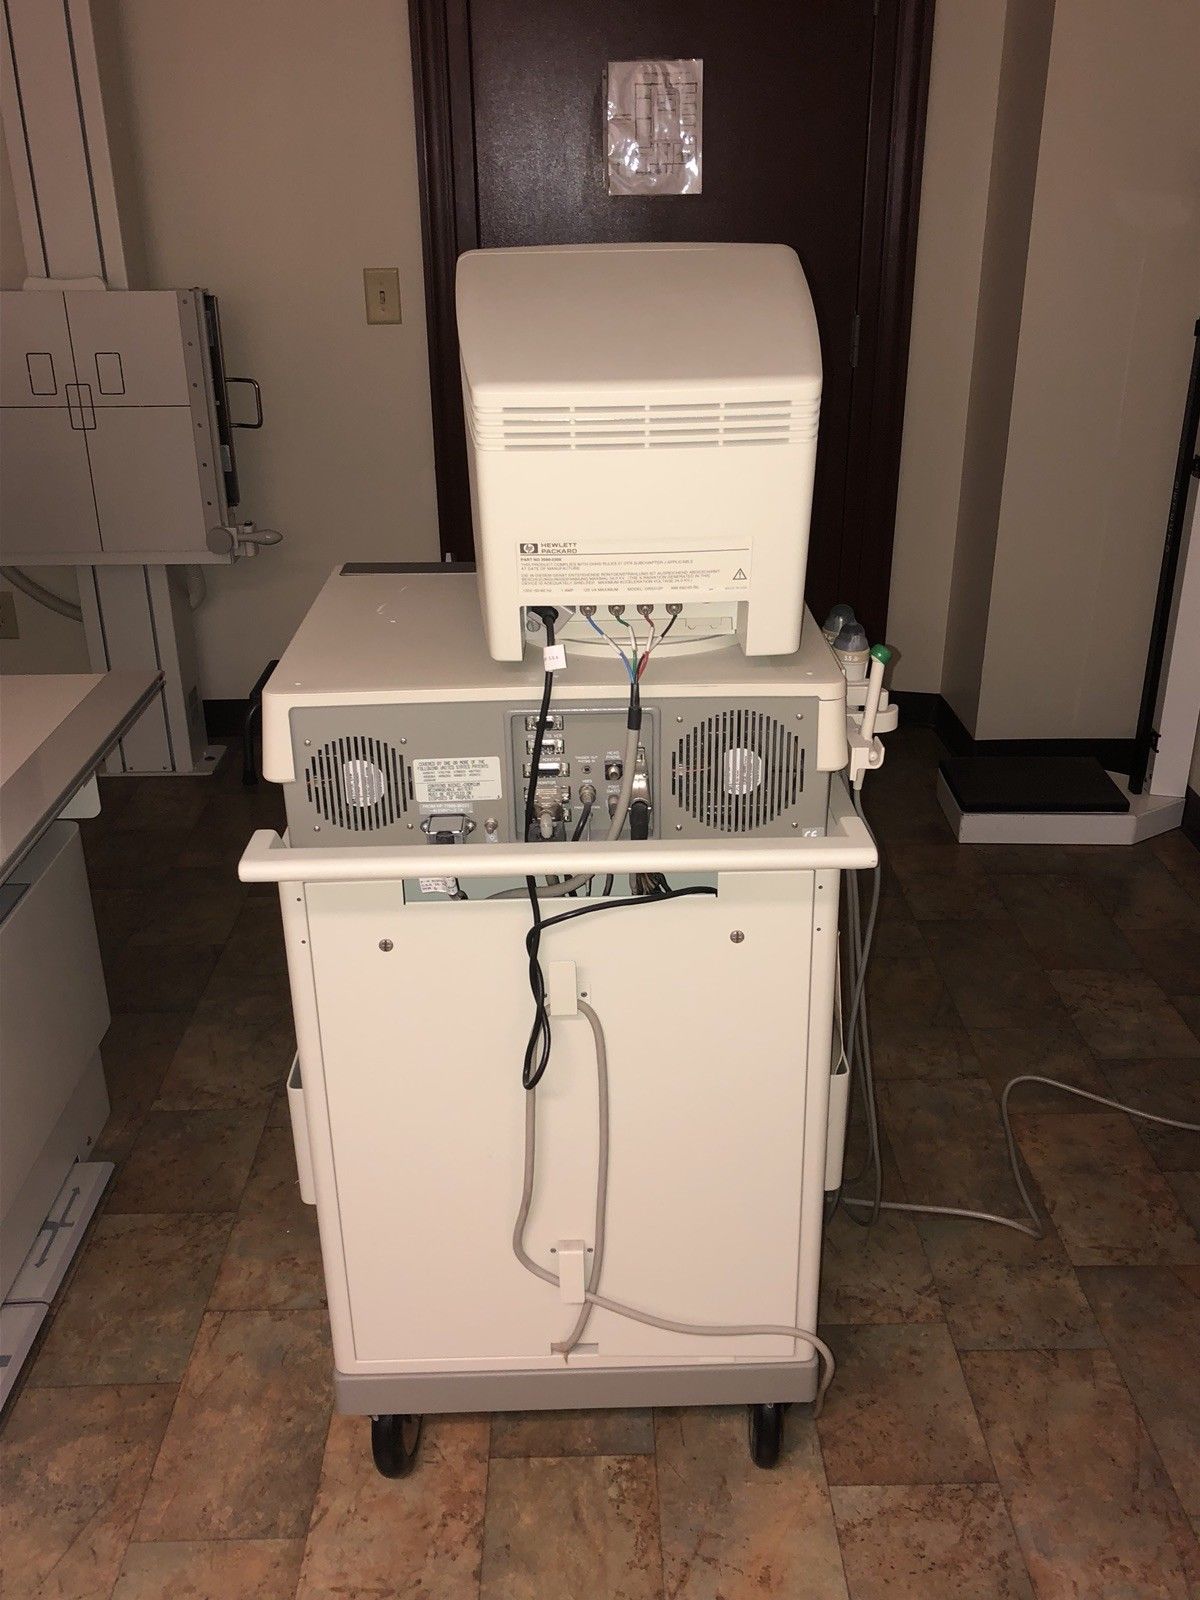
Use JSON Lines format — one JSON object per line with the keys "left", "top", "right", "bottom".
{"left": 363, "top": 267, "right": 402, "bottom": 325}
{"left": 0, "top": 590, "right": 19, "bottom": 639}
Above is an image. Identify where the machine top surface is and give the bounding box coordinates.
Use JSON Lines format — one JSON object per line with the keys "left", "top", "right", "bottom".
{"left": 261, "top": 570, "right": 845, "bottom": 783}
{"left": 456, "top": 244, "right": 821, "bottom": 405}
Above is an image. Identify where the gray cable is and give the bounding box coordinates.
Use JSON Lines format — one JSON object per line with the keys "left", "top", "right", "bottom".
{"left": 491, "top": 725, "right": 639, "bottom": 900}
{"left": 836, "top": 794, "right": 1199, "bottom": 1235}
{"left": 512, "top": 998, "right": 838, "bottom": 1412}
{"left": 549, "top": 1000, "right": 608, "bottom": 1356}
{"left": 844, "top": 1074, "right": 1200, "bottom": 1238}
{"left": 0, "top": 566, "right": 82, "bottom": 622}
{"left": 838, "top": 795, "right": 883, "bottom": 1222}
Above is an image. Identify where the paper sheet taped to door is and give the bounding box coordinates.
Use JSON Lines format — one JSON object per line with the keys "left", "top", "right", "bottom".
{"left": 606, "top": 59, "right": 703, "bottom": 195}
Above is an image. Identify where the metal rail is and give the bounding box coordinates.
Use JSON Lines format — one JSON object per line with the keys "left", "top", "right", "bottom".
{"left": 239, "top": 776, "right": 877, "bottom": 882}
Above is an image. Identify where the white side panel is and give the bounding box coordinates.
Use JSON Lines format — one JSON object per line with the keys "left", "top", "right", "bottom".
{"left": 6, "top": 1155, "right": 111, "bottom": 1304}
{"left": 801, "top": 872, "right": 840, "bottom": 1332}
{"left": 0, "top": 409, "right": 102, "bottom": 556}
{"left": 0, "top": 1305, "right": 47, "bottom": 1410}
{"left": 0, "top": 824, "right": 109, "bottom": 1297}
{"left": 286, "top": 1058, "right": 317, "bottom": 1206}
{"left": 303, "top": 873, "right": 821, "bottom": 1372}
{"left": 279, "top": 882, "right": 358, "bottom": 1368}
{"left": 0, "top": 1059, "right": 108, "bottom": 1307}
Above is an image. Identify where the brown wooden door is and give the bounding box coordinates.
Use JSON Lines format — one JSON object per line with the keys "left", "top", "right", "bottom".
{"left": 410, "top": 0, "right": 931, "bottom": 641}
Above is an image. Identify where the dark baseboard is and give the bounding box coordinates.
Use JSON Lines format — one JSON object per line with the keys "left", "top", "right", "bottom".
{"left": 889, "top": 689, "right": 940, "bottom": 726}
{"left": 890, "top": 691, "right": 1136, "bottom": 775}
{"left": 204, "top": 698, "right": 248, "bottom": 740}
{"left": 1184, "top": 786, "right": 1200, "bottom": 849}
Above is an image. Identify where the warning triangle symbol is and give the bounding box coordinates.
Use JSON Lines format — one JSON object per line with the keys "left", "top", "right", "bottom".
{"left": 732, "top": 567, "right": 748, "bottom": 581}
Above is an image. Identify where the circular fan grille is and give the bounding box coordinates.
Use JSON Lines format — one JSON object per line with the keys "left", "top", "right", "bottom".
{"left": 303, "top": 735, "right": 410, "bottom": 831}
{"left": 671, "top": 710, "right": 802, "bottom": 832}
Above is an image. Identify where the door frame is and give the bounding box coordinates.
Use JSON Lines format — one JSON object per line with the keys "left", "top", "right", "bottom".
{"left": 408, "top": 0, "right": 933, "bottom": 640}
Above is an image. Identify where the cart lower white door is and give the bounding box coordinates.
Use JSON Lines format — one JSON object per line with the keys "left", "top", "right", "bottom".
{"left": 304, "top": 872, "right": 824, "bottom": 1374}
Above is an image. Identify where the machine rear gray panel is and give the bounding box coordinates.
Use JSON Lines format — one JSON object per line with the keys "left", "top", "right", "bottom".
{"left": 285, "top": 695, "right": 827, "bottom": 845}
{"left": 285, "top": 702, "right": 514, "bottom": 846}
{"left": 657, "top": 696, "right": 826, "bottom": 836}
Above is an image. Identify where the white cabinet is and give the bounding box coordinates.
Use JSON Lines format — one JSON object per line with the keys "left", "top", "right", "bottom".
{"left": 0, "top": 409, "right": 101, "bottom": 555}
{"left": 64, "top": 290, "right": 193, "bottom": 408}
{"left": 0, "top": 289, "right": 232, "bottom": 564}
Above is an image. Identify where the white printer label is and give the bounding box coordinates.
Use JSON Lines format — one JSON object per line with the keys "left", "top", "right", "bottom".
{"left": 419, "top": 876, "right": 461, "bottom": 896}
{"left": 516, "top": 540, "right": 751, "bottom": 600}
{"left": 412, "top": 757, "right": 502, "bottom": 803}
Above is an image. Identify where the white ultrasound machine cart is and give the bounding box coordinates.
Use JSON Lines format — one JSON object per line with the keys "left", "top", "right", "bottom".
{"left": 241, "top": 243, "right": 893, "bottom": 1474}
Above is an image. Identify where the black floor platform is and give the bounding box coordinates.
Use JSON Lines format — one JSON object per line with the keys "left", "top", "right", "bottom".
{"left": 939, "top": 755, "right": 1131, "bottom": 815}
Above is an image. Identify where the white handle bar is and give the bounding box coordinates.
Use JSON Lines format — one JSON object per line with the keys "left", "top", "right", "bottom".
{"left": 238, "top": 776, "right": 876, "bottom": 884}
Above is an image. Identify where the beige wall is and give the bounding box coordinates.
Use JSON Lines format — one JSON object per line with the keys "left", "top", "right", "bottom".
{"left": 96, "top": 0, "right": 439, "bottom": 699}
{"left": 0, "top": 0, "right": 434, "bottom": 700}
{"left": 975, "top": 0, "right": 1200, "bottom": 739}
{"left": 885, "top": 0, "right": 1008, "bottom": 694}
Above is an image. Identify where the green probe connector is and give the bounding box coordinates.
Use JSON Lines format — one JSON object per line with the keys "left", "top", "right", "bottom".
{"left": 869, "top": 643, "right": 893, "bottom": 666}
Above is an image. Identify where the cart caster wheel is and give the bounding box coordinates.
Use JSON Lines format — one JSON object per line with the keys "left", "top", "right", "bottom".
{"left": 371, "top": 1413, "right": 423, "bottom": 1478}
{"left": 748, "top": 1403, "right": 784, "bottom": 1468}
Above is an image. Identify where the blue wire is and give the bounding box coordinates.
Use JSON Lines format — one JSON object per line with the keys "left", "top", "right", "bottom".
{"left": 585, "top": 612, "right": 634, "bottom": 680}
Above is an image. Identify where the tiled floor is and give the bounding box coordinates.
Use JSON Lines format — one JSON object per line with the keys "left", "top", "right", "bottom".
{"left": 2, "top": 728, "right": 1198, "bottom": 1598}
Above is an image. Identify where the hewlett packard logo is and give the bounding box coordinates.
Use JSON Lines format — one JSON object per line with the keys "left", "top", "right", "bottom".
{"left": 520, "top": 542, "right": 539, "bottom": 554}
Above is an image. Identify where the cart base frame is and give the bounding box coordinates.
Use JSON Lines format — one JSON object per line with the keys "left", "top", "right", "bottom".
{"left": 334, "top": 1355, "right": 819, "bottom": 1415}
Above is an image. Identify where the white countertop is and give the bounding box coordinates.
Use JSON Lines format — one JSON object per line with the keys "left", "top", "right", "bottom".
{"left": 0, "top": 671, "right": 162, "bottom": 879}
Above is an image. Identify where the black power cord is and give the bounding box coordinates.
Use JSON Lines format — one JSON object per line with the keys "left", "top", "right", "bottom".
{"left": 535, "top": 885, "right": 715, "bottom": 939}
{"left": 522, "top": 886, "right": 718, "bottom": 1091}
{"left": 523, "top": 609, "right": 559, "bottom": 843}
{"left": 522, "top": 607, "right": 561, "bottom": 1090}
{"left": 627, "top": 802, "right": 671, "bottom": 895}
{"left": 571, "top": 801, "right": 594, "bottom": 842}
